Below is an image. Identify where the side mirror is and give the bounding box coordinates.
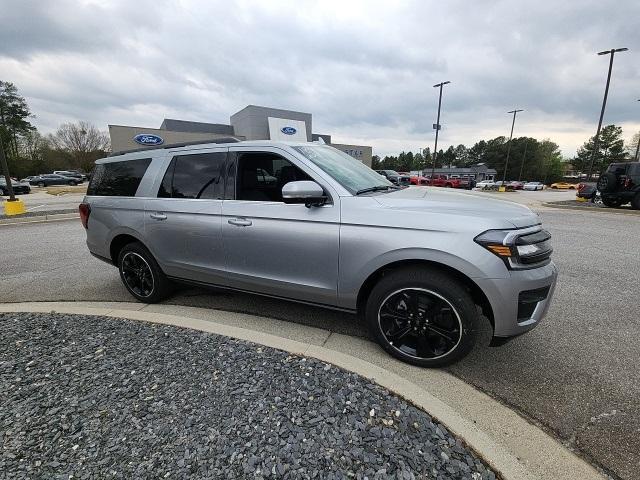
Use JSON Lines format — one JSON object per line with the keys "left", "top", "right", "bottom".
{"left": 282, "top": 181, "right": 327, "bottom": 207}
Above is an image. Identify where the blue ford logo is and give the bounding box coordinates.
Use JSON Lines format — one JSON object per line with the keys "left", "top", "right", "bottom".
{"left": 281, "top": 126, "right": 297, "bottom": 135}
{"left": 133, "top": 133, "right": 164, "bottom": 146}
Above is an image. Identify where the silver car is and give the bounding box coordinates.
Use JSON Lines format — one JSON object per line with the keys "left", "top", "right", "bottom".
{"left": 80, "top": 140, "right": 557, "bottom": 367}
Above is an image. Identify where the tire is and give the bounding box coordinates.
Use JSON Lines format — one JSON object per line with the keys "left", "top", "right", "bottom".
{"left": 37, "top": 182, "right": 45, "bottom": 187}
{"left": 602, "top": 196, "right": 622, "bottom": 208}
{"left": 551, "top": 186, "right": 557, "bottom": 189}
{"left": 631, "top": 193, "right": 640, "bottom": 210}
{"left": 117, "top": 242, "right": 173, "bottom": 303}
{"left": 68, "top": 180, "right": 77, "bottom": 186}
{"left": 0, "top": 188, "right": 5, "bottom": 196}
{"left": 365, "top": 267, "right": 478, "bottom": 367}
{"left": 597, "top": 173, "right": 618, "bottom": 193}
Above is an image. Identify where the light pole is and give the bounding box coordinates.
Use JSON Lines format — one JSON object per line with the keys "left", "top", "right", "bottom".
{"left": 502, "top": 109, "right": 523, "bottom": 183}
{"left": 518, "top": 139, "right": 529, "bottom": 182}
{"left": 0, "top": 136, "right": 16, "bottom": 201}
{"left": 430, "top": 81, "right": 451, "bottom": 181}
{"left": 587, "top": 47, "right": 629, "bottom": 180}
{"left": 635, "top": 100, "right": 640, "bottom": 161}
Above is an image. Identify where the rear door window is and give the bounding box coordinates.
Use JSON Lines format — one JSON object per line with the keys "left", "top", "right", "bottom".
{"left": 87, "top": 158, "right": 151, "bottom": 196}
{"left": 158, "top": 152, "right": 226, "bottom": 199}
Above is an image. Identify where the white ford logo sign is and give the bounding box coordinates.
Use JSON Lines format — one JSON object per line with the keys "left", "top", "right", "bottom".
{"left": 281, "top": 127, "right": 297, "bottom": 135}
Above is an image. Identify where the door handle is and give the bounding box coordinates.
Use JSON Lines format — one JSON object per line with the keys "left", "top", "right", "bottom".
{"left": 149, "top": 212, "right": 167, "bottom": 221}
{"left": 228, "top": 217, "right": 252, "bottom": 227}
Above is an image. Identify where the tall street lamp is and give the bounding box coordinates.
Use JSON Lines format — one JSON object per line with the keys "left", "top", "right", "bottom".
{"left": 586, "top": 47, "right": 629, "bottom": 179}
{"left": 502, "top": 109, "right": 523, "bottom": 183}
{"left": 518, "top": 139, "right": 529, "bottom": 182}
{"left": 430, "top": 81, "right": 451, "bottom": 181}
{"left": 635, "top": 99, "right": 640, "bottom": 161}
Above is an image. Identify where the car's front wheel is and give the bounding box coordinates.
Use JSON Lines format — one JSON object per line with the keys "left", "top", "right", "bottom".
{"left": 117, "top": 242, "right": 173, "bottom": 303}
{"left": 37, "top": 182, "right": 45, "bottom": 187}
{"left": 366, "top": 267, "right": 478, "bottom": 367}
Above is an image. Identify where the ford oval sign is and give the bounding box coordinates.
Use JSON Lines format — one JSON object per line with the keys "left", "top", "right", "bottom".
{"left": 281, "top": 126, "right": 297, "bottom": 135}
{"left": 133, "top": 133, "right": 164, "bottom": 146}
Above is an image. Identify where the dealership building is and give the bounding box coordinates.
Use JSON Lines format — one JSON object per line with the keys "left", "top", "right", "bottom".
{"left": 108, "top": 105, "right": 373, "bottom": 166}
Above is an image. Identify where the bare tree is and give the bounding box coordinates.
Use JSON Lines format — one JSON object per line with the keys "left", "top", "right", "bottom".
{"left": 49, "top": 121, "right": 110, "bottom": 171}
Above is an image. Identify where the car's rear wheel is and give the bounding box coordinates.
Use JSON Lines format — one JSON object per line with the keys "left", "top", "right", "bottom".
{"left": 365, "top": 267, "right": 478, "bottom": 367}
{"left": 0, "top": 188, "right": 5, "bottom": 196}
{"left": 117, "top": 242, "right": 172, "bottom": 303}
{"left": 68, "top": 180, "right": 77, "bottom": 186}
{"left": 602, "top": 196, "right": 622, "bottom": 208}
{"left": 37, "top": 182, "right": 45, "bottom": 187}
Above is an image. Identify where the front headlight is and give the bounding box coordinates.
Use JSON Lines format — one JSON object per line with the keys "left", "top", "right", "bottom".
{"left": 474, "top": 228, "right": 552, "bottom": 269}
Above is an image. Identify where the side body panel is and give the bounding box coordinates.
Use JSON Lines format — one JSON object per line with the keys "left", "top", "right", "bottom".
{"left": 221, "top": 145, "right": 341, "bottom": 306}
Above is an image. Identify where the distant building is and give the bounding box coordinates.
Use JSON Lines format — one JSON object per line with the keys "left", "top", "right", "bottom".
{"left": 108, "top": 105, "right": 373, "bottom": 166}
{"left": 422, "top": 163, "right": 497, "bottom": 181}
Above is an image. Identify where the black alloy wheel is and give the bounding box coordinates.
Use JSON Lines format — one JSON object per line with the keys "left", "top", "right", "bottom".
{"left": 366, "top": 267, "right": 478, "bottom": 367}
{"left": 37, "top": 182, "right": 45, "bottom": 187}
{"left": 117, "top": 242, "right": 173, "bottom": 303}
{"left": 120, "top": 252, "right": 154, "bottom": 298}
{"left": 378, "top": 288, "right": 462, "bottom": 360}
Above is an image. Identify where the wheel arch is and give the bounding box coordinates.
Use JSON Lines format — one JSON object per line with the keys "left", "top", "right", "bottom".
{"left": 355, "top": 259, "right": 495, "bottom": 331}
{"left": 110, "top": 233, "right": 144, "bottom": 264}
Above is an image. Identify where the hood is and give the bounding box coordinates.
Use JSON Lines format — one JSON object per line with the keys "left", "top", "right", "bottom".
{"left": 374, "top": 187, "right": 539, "bottom": 229}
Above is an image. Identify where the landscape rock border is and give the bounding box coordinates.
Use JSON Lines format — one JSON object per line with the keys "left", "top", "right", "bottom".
{"left": 0, "top": 303, "right": 605, "bottom": 480}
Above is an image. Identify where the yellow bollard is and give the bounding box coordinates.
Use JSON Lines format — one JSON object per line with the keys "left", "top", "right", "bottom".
{"left": 498, "top": 186, "right": 506, "bottom": 192}
{"left": 3, "top": 198, "right": 26, "bottom": 216}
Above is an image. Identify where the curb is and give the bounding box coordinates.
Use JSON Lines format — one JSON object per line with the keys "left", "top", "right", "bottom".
{"left": 0, "top": 212, "right": 78, "bottom": 226}
{"left": 0, "top": 302, "right": 605, "bottom": 480}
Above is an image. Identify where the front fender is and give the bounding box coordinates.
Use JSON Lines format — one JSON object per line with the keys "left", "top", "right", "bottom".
{"left": 337, "top": 245, "right": 504, "bottom": 310}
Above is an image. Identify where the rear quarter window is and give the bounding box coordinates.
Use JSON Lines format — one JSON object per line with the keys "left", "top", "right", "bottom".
{"left": 87, "top": 158, "right": 152, "bottom": 196}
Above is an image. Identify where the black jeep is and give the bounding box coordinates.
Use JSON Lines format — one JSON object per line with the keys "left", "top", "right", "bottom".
{"left": 597, "top": 162, "right": 640, "bottom": 209}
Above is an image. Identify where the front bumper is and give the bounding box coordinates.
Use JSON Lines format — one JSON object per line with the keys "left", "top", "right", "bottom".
{"left": 475, "top": 261, "right": 558, "bottom": 338}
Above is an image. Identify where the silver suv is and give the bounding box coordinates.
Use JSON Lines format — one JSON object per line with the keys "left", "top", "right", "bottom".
{"left": 80, "top": 140, "right": 557, "bottom": 367}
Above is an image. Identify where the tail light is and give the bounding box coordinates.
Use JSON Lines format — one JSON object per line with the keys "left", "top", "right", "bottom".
{"left": 79, "top": 203, "right": 91, "bottom": 229}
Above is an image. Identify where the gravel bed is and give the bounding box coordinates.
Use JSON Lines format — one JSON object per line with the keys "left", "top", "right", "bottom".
{"left": 0, "top": 312, "right": 496, "bottom": 479}
{"left": 0, "top": 208, "right": 77, "bottom": 220}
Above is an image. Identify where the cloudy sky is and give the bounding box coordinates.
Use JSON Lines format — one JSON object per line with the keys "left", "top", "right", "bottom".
{"left": 2, "top": 0, "right": 638, "bottom": 157}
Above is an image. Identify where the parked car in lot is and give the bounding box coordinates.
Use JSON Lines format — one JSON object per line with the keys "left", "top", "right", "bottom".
{"left": 375, "top": 170, "right": 411, "bottom": 186}
{"left": 410, "top": 175, "right": 429, "bottom": 185}
{"left": 508, "top": 181, "right": 525, "bottom": 190}
{"left": 425, "top": 174, "right": 463, "bottom": 188}
{"left": 53, "top": 170, "right": 86, "bottom": 182}
{"left": 0, "top": 177, "right": 31, "bottom": 195}
{"left": 597, "top": 162, "right": 640, "bottom": 209}
{"left": 81, "top": 140, "right": 557, "bottom": 367}
{"left": 475, "top": 180, "right": 495, "bottom": 189}
{"left": 576, "top": 182, "right": 597, "bottom": 201}
{"left": 523, "top": 181, "right": 544, "bottom": 191}
{"left": 29, "top": 174, "right": 81, "bottom": 187}
{"left": 549, "top": 182, "right": 576, "bottom": 190}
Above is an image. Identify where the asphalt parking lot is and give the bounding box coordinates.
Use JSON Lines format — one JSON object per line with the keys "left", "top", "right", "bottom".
{"left": 0, "top": 192, "right": 638, "bottom": 479}
{"left": 0, "top": 188, "right": 86, "bottom": 214}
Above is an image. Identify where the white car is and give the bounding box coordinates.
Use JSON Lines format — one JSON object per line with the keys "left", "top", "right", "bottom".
{"left": 475, "top": 180, "right": 495, "bottom": 189}
{"left": 523, "top": 182, "right": 544, "bottom": 191}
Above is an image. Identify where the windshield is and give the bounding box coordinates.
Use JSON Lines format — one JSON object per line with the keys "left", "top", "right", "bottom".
{"left": 293, "top": 145, "right": 393, "bottom": 194}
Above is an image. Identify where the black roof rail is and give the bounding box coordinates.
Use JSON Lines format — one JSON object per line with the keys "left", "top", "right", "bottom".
{"left": 108, "top": 137, "right": 242, "bottom": 156}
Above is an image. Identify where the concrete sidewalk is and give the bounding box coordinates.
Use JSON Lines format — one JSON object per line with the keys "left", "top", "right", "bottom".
{"left": 0, "top": 301, "right": 605, "bottom": 480}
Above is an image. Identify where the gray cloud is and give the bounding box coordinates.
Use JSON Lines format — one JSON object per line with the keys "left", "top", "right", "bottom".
{"left": 1, "top": 0, "right": 638, "bottom": 156}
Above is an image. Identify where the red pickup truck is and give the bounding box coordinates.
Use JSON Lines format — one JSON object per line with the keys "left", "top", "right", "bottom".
{"left": 424, "top": 175, "right": 464, "bottom": 188}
